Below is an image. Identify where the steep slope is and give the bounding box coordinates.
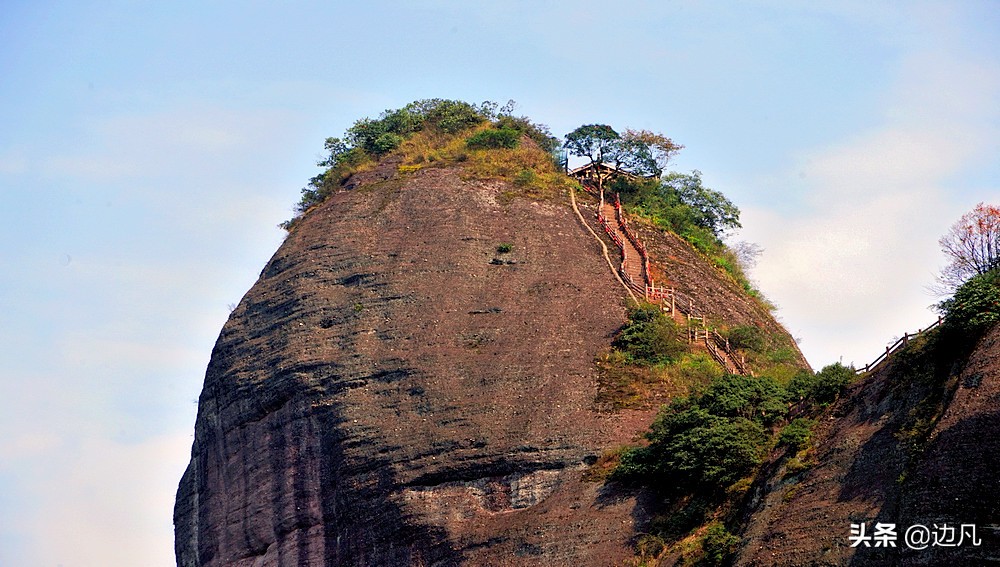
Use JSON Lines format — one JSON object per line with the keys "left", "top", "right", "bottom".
{"left": 174, "top": 164, "right": 655, "bottom": 566}
{"left": 577, "top": 193, "right": 809, "bottom": 371}
{"left": 736, "top": 323, "right": 1000, "bottom": 566}
{"left": 174, "top": 158, "right": 807, "bottom": 566}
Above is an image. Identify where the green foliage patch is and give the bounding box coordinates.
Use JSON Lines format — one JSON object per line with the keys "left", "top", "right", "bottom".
{"left": 284, "top": 99, "right": 565, "bottom": 228}
{"left": 614, "top": 373, "right": 786, "bottom": 493}
{"left": 608, "top": 172, "right": 767, "bottom": 305}
{"left": 778, "top": 418, "right": 816, "bottom": 450}
{"left": 937, "top": 269, "right": 1000, "bottom": 338}
{"left": 786, "top": 363, "right": 854, "bottom": 405}
{"left": 701, "top": 522, "right": 741, "bottom": 566}
{"left": 726, "top": 325, "right": 766, "bottom": 352}
{"left": 612, "top": 304, "right": 686, "bottom": 365}
{"left": 466, "top": 127, "right": 521, "bottom": 150}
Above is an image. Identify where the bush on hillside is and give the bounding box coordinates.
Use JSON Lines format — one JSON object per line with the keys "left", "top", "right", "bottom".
{"left": 466, "top": 128, "right": 521, "bottom": 150}
{"left": 701, "top": 523, "right": 740, "bottom": 566}
{"left": 284, "top": 99, "right": 570, "bottom": 227}
{"left": 495, "top": 114, "right": 560, "bottom": 153}
{"left": 698, "top": 374, "right": 788, "bottom": 426}
{"left": 778, "top": 418, "right": 816, "bottom": 450}
{"left": 937, "top": 269, "right": 1000, "bottom": 337}
{"left": 612, "top": 304, "right": 685, "bottom": 365}
{"left": 786, "top": 363, "right": 854, "bottom": 405}
{"left": 727, "top": 325, "right": 767, "bottom": 352}
{"left": 614, "top": 373, "right": 785, "bottom": 492}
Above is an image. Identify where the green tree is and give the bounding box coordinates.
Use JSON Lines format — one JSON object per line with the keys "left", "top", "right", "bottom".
{"left": 698, "top": 374, "right": 788, "bottom": 425}
{"left": 778, "top": 418, "right": 816, "bottom": 450}
{"left": 658, "top": 413, "right": 767, "bottom": 489}
{"left": 564, "top": 125, "right": 682, "bottom": 191}
{"left": 617, "top": 373, "right": 780, "bottom": 491}
{"left": 466, "top": 128, "right": 521, "bottom": 150}
{"left": 787, "top": 363, "right": 853, "bottom": 405}
{"left": 702, "top": 523, "right": 740, "bottom": 566}
{"left": 612, "top": 304, "right": 684, "bottom": 364}
{"left": 661, "top": 171, "right": 741, "bottom": 236}
{"left": 937, "top": 269, "right": 1000, "bottom": 336}
{"left": 563, "top": 124, "right": 621, "bottom": 191}
{"left": 614, "top": 129, "right": 682, "bottom": 177}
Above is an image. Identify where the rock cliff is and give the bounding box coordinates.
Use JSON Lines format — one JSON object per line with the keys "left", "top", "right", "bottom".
{"left": 736, "top": 323, "right": 1000, "bottom": 565}
{"left": 175, "top": 164, "right": 664, "bottom": 566}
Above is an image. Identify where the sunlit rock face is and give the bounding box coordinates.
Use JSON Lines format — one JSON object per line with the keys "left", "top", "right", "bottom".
{"left": 174, "top": 167, "right": 652, "bottom": 566}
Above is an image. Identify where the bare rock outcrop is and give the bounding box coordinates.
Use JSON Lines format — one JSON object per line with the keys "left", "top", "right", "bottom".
{"left": 174, "top": 167, "right": 656, "bottom": 566}
{"left": 736, "top": 324, "right": 1000, "bottom": 566}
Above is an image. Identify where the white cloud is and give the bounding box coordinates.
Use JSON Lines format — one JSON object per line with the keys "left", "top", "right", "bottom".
{"left": 742, "top": 44, "right": 1000, "bottom": 367}
{"left": 6, "top": 434, "right": 190, "bottom": 567}
{"left": 0, "top": 432, "right": 62, "bottom": 463}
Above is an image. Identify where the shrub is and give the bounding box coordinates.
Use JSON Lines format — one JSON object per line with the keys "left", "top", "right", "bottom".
{"left": 766, "top": 346, "right": 797, "bottom": 363}
{"left": 372, "top": 132, "right": 403, "bottom": 155}
{"left": 810, "top": 363, "right": 854, "bottom": 403}
{"left": 466, "top": 127, "right": 521, "bottom": 150}
{"left": 663, "top": 416, "right": 766, "bottom": 488}
{"left": 937, "top": 269, "right": 1000, "bottom": 337}
{"left": 423, "top": 99, "right": 485, "bottom": 133}
{"left": 701, "top": 523, "right": 740, "bottom": 566}
{"left": 698, "top": 374, "right": 788, "bottom": 425}
{"left": 786, "top": 363, "right": 853, "bottom": 405}
{"left": 495, "top": 114, "right": 560, "bottom": 153}
{"left": 626, "top": 389, "right": 770, "bottom": 491}
{"left": 779, "top": 418, "right": 816, "bottom": 450}
{"left": 513, "top": 168, "right": 539, "bottom": 187}
{"left": 496, "top": 243, "right": 513, "bottom": 254}
{"left": 612, "top": 304, "right": 685, "bottom": 365}
{"left": 727, "top": 325, "right": 766, "bottom": 352}
{"left": 673, "top": 353, "right": 725, "bottom": 387}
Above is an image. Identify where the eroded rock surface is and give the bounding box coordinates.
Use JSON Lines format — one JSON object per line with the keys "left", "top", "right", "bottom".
{"left": 174, "top": 168, "right": 657, "bottom": 566}
{"left": 736, "top": 325, "right": 1000, "bottom": 566}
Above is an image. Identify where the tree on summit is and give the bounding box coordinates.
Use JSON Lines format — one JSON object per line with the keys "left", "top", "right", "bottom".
{"left": 564, "top": 124, "right": 621, "bottom": 192}
{"left": 563, "top": 124, "right": 681, "bottom": 191}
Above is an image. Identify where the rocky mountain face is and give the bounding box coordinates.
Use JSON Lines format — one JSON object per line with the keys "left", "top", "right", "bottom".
{"left": 736, "top": 323, "right": 1000, "bottom": 566}
{"left": 175, "top": 156, "right": 999, "bottom": 566}
{"left": 175, "top": 165, "right": 667, "bottom": 566}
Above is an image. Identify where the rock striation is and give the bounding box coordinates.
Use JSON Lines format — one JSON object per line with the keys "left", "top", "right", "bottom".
{"left": 175, "top": 166, "right": 659, "bottom": 566}
{"left": 736, "top": 324, "right": 1000, "bottom": 566}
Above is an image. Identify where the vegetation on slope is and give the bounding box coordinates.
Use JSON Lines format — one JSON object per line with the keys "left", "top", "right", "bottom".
{"left": 607, "top": 173, "right": 764, "bottom": 303}
{"left": 595, "top": 304, "right": 722, "bottom": 411}
{"left": 591, "top": 297, "right": 853, "bottom": 564}
{"left": 609, "top": 201, "right": 1000, "bottom": 565}
{"left": 606, "top": 363, "right": 852, "bottom": 565}
{"left": 282, "top": 98, "right": 571, "bottom": 229}
{"left": 888, "top": 268, "right": 1000, "bottom": 453}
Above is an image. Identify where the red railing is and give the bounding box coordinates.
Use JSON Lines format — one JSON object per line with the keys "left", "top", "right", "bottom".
{"left": 590, "top": 182, "right": 753, "bottom": 376}
{"left": 613, "top": 193, "right": 652, "bottom": 286}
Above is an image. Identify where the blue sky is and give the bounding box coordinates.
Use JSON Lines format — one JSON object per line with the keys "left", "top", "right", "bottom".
{"left": 1, "top": 2, "right": 997, "bottom": 565}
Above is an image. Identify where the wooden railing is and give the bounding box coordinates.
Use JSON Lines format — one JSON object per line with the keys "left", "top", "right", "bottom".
{"left": 596, "top": 206, "right": 645, "bottom": 295}
{"left": 856, "top": 317, "right": 944, "bottom": 374}
{"left": 595, "top": 187, "right": 649, "bottom": 297}
{"left": 614, "top": 193, "right": 653, "bottom": 287}
{"left": 586, "top": 181, "right": 753, "bottom": 376}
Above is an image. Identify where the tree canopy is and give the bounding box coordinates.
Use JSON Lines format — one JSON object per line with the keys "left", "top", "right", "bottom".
{"left": 563, "top": 124, "right": 682, "bottom": 189}
{"left": 661, "top": 171, "right": 741, "bottom": 236}
{"left": 938, "top": 202, "right": 1000, "bottom": 291}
